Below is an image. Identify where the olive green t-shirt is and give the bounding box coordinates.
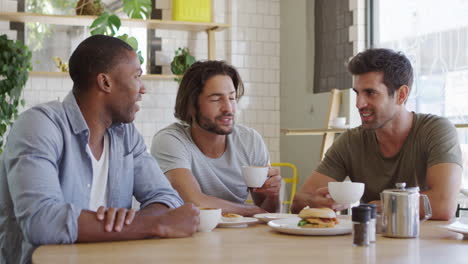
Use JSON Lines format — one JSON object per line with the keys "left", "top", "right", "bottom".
{"left": 316, "top": 113, "right": 462, "bottom": 202}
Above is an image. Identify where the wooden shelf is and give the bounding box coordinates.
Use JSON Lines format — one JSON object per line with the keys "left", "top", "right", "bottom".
{"left": 282, "top": 124, "right": 468, "bottom": 136}
{"left": 281, "top": 128, "right": 347, "bottom": 136}
{"left": 0, "top": 11, "right": 229, "bottom": 32}
{"left": 29, "top": 71, "right": 176, "bottom": 80}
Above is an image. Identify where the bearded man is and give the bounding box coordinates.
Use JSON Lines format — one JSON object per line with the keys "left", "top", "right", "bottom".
{"left": 151, "top": 61, "right": 281, "bottom": 216}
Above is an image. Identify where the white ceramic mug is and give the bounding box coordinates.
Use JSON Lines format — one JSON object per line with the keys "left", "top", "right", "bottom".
{"left": 241, "top": 166, "right": 269, "bottom": 188}
{"left": 197, "top": 208, "right": 222, "bottom": 232}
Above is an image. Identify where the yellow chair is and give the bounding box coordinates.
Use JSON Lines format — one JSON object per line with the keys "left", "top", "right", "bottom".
{"left": 271, "top": 162, "right": 298, "bottom": 213}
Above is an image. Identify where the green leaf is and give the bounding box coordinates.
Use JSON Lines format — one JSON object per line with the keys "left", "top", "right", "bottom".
{"left": 90, "top": 12, "right": 121, "bottom": 36}
{"left": 137, "top": 50, "right": 144, "bottom": 64}
{"left": 123, "top": 0, "right": 152, "bottom": 19}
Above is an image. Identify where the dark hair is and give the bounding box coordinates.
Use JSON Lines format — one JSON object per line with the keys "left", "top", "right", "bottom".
{"left": 348, "top": 48, "right": 414, "bottom": 96}
{"left": 174, "top": 60, "right": 244, "bottom": 125}
{"left": 69, "top": 35, "right": 134, "bottom": 94}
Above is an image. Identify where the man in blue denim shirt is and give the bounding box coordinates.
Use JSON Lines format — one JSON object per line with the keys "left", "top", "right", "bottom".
{"left": 0, "top": 35, "right": 199, "bottom": 264}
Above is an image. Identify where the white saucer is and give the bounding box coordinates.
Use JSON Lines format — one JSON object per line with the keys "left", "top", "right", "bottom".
{"left": 268, "top": 217, "right": 352, "bottom": 236}
{"left": 253, "top": 213, "right": 298, "bottom": 223}
{"left": 217, "top": 217, "right": 258, "bottom": 228}
{"left": 442, "top": 218, "right": 468, "bottom": 238}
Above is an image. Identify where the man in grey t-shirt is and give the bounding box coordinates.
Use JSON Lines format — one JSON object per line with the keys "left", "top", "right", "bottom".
{"left": 151, "top": 61, "right": 281, "bottom": 216}
{"left": 292, "top": 49, "right": 462, "bottom": 220}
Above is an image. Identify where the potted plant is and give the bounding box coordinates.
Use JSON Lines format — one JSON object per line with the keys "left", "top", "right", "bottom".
{"left": 171, "top": 47, "right": 196, "bottom": 83}
{"left": 0, "top": 35, "right": 32, "bottom": 153}
{"left": 75, "top": 0, "right": 104, "bottom": 16}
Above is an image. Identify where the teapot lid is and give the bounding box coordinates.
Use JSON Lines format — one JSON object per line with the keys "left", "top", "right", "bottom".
{"left": 383, "top": 182, "right": 420, "bottom": 193}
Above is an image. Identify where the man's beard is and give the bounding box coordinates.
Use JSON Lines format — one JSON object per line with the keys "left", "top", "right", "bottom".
{"left": 195, "top": 112, "right": 234, "bottom": 135}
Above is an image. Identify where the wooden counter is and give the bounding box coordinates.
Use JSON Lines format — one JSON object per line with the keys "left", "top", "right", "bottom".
{"left": 32, "top": 219, "right": 468, "bottom": 264}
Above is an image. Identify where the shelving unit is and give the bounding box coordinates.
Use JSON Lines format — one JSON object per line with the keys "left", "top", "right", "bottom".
{"left": 0, "top": 11, "right": 230, "bottom": 78}
{"left": 0, "top": 11, "right": 229, "bottom": 32}
{"left": 29, "top": 71, "right": 176, "bottom": 80}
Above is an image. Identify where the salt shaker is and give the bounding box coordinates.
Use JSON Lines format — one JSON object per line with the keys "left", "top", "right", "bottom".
{"left": 360, "top": 204, "right": 377, "bottom": 243}
{"left": 352, "top": 206, "right": 371, "bottom": 246}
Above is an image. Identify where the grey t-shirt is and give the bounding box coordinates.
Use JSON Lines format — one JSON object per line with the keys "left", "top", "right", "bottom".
{"left": 316, "top": 113, "right": 462, "bottom": 202}
{"left": 151, "top": 123, "right": 270, "bottom": 203}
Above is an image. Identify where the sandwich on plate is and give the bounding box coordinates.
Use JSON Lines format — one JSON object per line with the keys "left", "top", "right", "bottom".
{"left": 297, "top": 207, "right": 339, "bottom": 228}
{"left": 222, "top": 212, "right": 244, "bottom": 222}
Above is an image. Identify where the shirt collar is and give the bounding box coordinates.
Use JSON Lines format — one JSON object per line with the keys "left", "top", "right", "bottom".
{"left": 63, "top": 91, "right": 89, "bottom": 135}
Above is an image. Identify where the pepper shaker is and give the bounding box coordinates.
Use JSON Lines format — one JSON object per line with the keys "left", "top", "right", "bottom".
{"left": 352, "top": 206, "right": 371, "bottom": 246}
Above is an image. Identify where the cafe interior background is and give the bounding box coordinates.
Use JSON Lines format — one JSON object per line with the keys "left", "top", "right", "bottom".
{"left": 1, "top": 0, "right": 468, "bottom": 214}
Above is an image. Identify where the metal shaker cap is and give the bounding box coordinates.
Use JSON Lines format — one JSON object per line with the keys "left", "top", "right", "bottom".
{"left": 359, "top": 203, "right": 377, "bottom": 219}
{"left": 352, "top": 206, "right": 371, "bottom": 222}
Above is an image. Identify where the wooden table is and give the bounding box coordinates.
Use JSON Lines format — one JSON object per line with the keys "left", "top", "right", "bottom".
{"left": 33, "top": 220, "right": 468, "bottom": 264}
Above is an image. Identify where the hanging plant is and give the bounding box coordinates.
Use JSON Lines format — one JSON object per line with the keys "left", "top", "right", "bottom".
{"left": 0, "top": 35, "right": 32, "bottom": 153}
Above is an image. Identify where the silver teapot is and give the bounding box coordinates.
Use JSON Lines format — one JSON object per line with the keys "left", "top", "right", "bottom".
{"left": 380, "top": 182, "right": 432, "bottom": 238}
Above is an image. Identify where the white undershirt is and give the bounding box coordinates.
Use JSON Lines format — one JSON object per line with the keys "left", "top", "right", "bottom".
{"left": 88, "top": 133, "right": 110, "bottom": 211}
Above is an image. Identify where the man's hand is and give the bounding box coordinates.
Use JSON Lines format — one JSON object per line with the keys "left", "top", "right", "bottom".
{"left": 297, "top": 187, "right": 348, "bottom": 211}
{"left": 252, "top": 167, "right": 281, "bottom": 196}
{"left": 153, "top": 203, "right": 200, "bottom": 238}
{"left": 96, "top": 206, "right": 136, "bottom": 232}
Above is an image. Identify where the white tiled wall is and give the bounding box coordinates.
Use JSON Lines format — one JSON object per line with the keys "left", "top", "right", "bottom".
{"left": 4, "top": 0, "right": 281, "bottom": 162}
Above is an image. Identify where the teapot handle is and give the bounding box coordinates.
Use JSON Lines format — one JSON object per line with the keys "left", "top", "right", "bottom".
{"left": 420, "top": 194, "right": 432, "bottom": 221}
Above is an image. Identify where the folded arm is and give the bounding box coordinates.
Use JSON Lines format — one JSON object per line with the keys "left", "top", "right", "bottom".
{"left": 77, "top": 203, "right": 199, "bottom": 242}
{"left": 165, "top": 168, "right": 267, "bottom": 216}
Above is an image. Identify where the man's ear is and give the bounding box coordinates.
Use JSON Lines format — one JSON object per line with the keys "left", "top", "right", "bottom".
{"left": 96, "top": 73, "right": 112, "bottom": 93}
{"left": 396, "top": 85, "right": 410, "bottom": 105}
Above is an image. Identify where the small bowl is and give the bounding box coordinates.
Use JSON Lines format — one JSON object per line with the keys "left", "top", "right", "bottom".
{"left": 328, "top": 182, "right": 365, "bottom": 204}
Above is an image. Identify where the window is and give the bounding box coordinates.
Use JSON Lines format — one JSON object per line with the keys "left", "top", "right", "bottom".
{"left": 371, "top": 0, "right": 468, "bottom": 188}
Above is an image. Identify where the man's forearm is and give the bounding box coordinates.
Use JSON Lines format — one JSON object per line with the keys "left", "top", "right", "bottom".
{"left": 260, "top": 195, "right": 280, "bottom": 213}
{"left": 138, "top": 203, "right": 170, "bottom": 216}
{"left": 291, "top": 192, "right": 312, "bottom": 213}
{"left": 252, "top": 192, "right": 279, "bottom": 213}
{"left": 185, "top": 193, "right": 265, "bottom": 216}
{"left": 77, "top": 210, "right": 156, "bottom": 242}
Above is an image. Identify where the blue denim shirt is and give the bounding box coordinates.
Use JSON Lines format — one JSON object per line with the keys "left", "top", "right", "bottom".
{"left": 0, "top": 92, "right": 183, "bottom": 264}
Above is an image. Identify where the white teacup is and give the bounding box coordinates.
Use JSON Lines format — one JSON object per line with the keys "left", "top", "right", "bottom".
{"left": 197, "top": 207, "right": 221, "bottom": 232}
{"left": 241, "top": 166, "right": 268, "bottom": 188}
{"left": 328, "top": 181, "right": 365, "bottom": 205}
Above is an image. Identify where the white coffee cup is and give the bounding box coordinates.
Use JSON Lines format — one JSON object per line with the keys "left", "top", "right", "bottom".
{"left": 328, "top": 181, "right": 364, "bottom": 205}
{"left": 241, "top": 166, "right": 269, "bottom": 188}
{"left": 197, "top": 208, "right": 221, "bottom": 232}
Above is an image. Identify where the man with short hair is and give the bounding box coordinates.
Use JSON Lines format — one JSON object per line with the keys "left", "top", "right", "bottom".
{"left": 292, "top": 48, "right": 462, "bottom": 220}
{"left": 0, "top": 35, "right": 199, "bottom": 264}
{"left": 151, "top": 60, "right": 281, "bottom": 216}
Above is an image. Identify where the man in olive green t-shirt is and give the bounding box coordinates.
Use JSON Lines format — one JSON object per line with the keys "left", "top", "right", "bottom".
{"left": 292, "top": 49, "right": 462, "bottom": 220}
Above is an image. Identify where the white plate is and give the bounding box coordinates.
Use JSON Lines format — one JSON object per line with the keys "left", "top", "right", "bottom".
{"left": 442, "top": 218, "right": 468, "bottom": 237}
{"left": 254, "top": 213, "right": 298, "bottom": 223}
{"left": 217, "top": 217, "right": 258, "bottom": 228}
{"left": 268, "top": 217, "right": 352, "bottom": 236}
